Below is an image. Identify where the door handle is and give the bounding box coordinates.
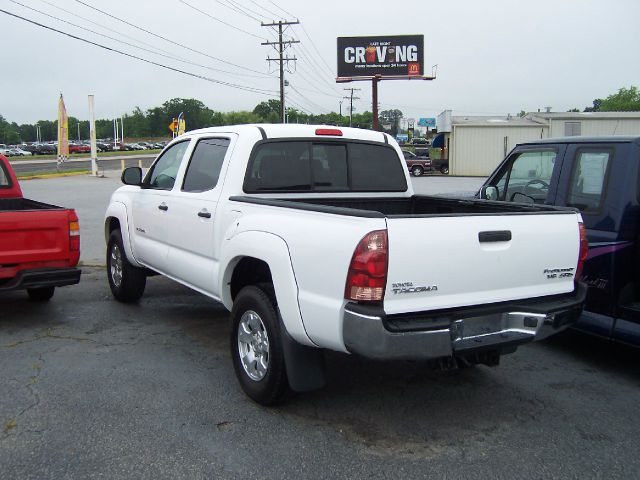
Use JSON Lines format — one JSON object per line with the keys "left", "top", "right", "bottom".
{"left": 478, "top": 230, "right": 512, "bottom": 243}
{"left": 198, "top": 210, "right": 211, "bottom": 218}
{"left": 158, "top": 204, "right": 168, "bottom": 211}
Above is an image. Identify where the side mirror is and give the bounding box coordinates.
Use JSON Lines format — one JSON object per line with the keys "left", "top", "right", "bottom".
{"left": 122, "top": 167, "right": 142, "bottom": 186}
{"left": 480, "top": 185, "right": 499, "bottom": 201}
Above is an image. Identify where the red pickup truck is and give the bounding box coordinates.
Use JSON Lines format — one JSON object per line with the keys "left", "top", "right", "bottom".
{"left": 0, "top": 154, "right": 81, "bottom": 300}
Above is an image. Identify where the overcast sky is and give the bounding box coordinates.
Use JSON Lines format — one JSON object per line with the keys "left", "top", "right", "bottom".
{"left": 2, "top": 0, "right": 639, "bottom": 125}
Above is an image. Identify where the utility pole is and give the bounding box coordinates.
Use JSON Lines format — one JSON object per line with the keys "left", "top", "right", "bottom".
{"left": 343, "top": 88, "right": 360, "bottom": 127}
{"left": 261, "top": 20, "right": 299, "bottom": 123}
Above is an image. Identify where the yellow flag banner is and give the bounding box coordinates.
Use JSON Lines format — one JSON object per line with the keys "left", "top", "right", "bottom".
{"left": 57, "top": 94, "right": 69, "bottom": 165}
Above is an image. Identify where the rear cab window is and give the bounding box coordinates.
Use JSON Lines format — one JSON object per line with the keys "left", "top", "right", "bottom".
{"left": 243, "top": 140, "right": 407, "bottom": 193}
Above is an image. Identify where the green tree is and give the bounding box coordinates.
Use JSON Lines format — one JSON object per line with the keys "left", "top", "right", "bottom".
{"left": 598, "top": 86, "right": 640, "bottom": 111}
{"left": 0, "top": 115, "right": 20, "bottom": 143}
{"left": 253, "top": 99, "right": 281, "bottom": 121}
{"left": 378, "top": 109, "right": 403, "bottom": 135}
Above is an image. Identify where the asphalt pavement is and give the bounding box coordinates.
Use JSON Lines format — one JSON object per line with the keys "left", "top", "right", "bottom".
{"left": 1, "top": 268, "right": 639, "bottom": 479}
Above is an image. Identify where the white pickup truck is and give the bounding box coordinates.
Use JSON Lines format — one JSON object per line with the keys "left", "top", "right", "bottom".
{"left": 105, "top": 124, "right": 587, "bottom": 405}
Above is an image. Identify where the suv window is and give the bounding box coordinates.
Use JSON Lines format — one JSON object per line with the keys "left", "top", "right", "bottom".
{"left": 493, "top": 149, "right": 557, "bottom": 203}
{"left": 566, "top": 148, "right": 612, "bottom": 213}
{"left": 182, "top": 138, "right": 230, "bottom": 192}
{"left": 244, "top": 141, "right": 407, "bottom": 193}
{"left": 145, "top": 141, "right": 190, "bottom": 190}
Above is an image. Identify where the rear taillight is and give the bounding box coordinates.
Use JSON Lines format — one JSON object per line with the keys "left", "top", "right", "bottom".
{"left": 576, "top": 222, "right": 588, "bottom": 280}
{"left": 68, "top": 211, "right": 80, "bottom": 252}
{"left": 345, "top": 230, "right": 388, "bottom": 302}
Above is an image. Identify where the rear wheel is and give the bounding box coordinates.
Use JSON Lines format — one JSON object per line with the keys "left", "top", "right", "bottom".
{"left": 107, "top": 230, "right": 146, "bottom": 303}
{"left": 440, "top": 165, "right": 449, "bottom": 175}
{"left": 411, "top": 165, "right": 424, "bottom": 177}
{"left": 230, "top": 285, "right": 288, "bottom": 406}
{"left": 27, "top": 286, "right": 55, "bottom": 302}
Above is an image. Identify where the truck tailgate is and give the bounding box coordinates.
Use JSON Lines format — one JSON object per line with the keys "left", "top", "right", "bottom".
{"left": 384, "top": 213, "right": 581, "bottom": 315}
{"left": 0, "top": 209, "right": 72, "bottom": 266}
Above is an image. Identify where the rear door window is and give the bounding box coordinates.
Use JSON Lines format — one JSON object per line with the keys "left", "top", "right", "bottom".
{"left": 566, "top": 149, "right": 612, "bottom": 213}
{"left": 182, "top": 138, "right": 230, "bottom": 192}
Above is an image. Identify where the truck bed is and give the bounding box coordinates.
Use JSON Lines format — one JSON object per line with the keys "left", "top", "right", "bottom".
{"left": 231, "top": 195, "right": 574, "bottom": 218}
{"left": 0, "top": 198, "right": 64, "bottom": 212}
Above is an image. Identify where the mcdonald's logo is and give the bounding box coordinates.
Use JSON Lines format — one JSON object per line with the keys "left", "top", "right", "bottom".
{"left": 408, "top": 62, "right": 420, "bottom": 76}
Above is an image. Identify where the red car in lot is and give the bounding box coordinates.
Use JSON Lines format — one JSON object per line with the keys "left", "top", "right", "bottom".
{"left": 69, "top": 143, "right": 91, "bottom": 154}
{"left": 0, "top": 154, "right": 81, "bottom": 300}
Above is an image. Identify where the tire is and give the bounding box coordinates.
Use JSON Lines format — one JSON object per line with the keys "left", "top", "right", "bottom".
{"left": 411, "top": 165, "right": 424, "bottom": 177}
{"left": 230, "top": 285, "right": 288, "bottom": 406}
{"left": 440, "top": 165, "right": 449, "bottom": 175}
{"left": 107, "top": 230, "right": 146, "bottom": 303}
{"left": 27, "top": 286, "right": 55, "bottom": 302}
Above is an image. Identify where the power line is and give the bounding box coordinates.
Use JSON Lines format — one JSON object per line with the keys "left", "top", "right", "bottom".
{"left": 289, "top": 85, "right": 331, "bottom": 114}
{"left": 246, "top": 0, "right": 283, "bottom": 20}
{"left": 72, "top": 0, "right": 267, "bottom": 75}
{"left": 9, "top": 0, "right": 271, "bottom": 79}
{"left": 214, "top": 0, "right": 263, "bottom": 22}
{"left": 36, "top": 0, "right": 168, "bottom": 56}
{"left": 266, "top": 0, "right": 296, "bottom": 19}
{"left": 179, "top": 0, "right": 266, "bottom": 40}
{"left": 297, "top": 23, "right": 335, "bottom": 79}
{"left": 1, "top": 9, "right": 279, "bottom": 97}
{"left": 291, "top": 43, "right": 341, "bottom": 94}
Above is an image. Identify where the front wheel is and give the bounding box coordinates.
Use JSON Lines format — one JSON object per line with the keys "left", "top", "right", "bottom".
{"left": 230, "top": 285, "right": 288, "bottom": 406}
{"left": 107, "top": 230, "right": 146, "bottom": 303}
{"left": 440, "top": 165, "right": 449, "bottom": 175}
{"left": 411, "top": 165, "right": 424, "bottom": 177}
{"left": 27, "top": 286, "right": 55, "bottom": 302}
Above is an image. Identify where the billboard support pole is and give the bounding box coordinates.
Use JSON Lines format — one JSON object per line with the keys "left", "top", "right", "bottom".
{"left": 372, "top": 75, "right": 380, "bottom": 131}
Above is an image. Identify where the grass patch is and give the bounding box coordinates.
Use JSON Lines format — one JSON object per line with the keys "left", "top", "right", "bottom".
{"left": 10, "top": 149, "right": 160, "bottom": 161}
{"left": 17, "top": 169, "right": 89, "bottom": 180}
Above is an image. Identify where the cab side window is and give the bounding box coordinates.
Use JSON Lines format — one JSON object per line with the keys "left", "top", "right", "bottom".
{"left": 182, "top": 138, "right": 230, "bottom": 193}
{"left": 493, "top": 150, "right": 557, "bottom": 203}
{"left": 145, "top": 141, "right": 190, "bottom": 190}
{"left": 0, "top": 164, "right": 9, "bottom": 187}
{"left": 566, "top": 149, "right": 611, "bottom": 213}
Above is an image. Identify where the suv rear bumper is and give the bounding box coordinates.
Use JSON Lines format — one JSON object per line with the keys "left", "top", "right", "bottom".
{"left": 0, "top": 267, "right": 81, "bottom": 293}
{"left": 343, "top": 282, "right": 587, "bottom": 360}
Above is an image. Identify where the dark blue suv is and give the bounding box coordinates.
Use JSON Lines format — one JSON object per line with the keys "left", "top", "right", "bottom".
{"left": 479, "top": 136, "right": 640, "bottom": 346}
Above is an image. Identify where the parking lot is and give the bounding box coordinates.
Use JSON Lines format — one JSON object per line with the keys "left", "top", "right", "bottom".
{"left": 2, "top": 174, "right": 639, "bottom": 479}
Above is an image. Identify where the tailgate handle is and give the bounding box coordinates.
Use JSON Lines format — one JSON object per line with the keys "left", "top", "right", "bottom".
{"left": 479, "top": 230, "right": 512, "bottom": 243}
{"left": 158, "top": 204, "right": 168, "bottom": 211}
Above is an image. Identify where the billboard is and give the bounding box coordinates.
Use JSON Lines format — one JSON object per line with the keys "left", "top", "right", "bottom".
{"left": 418, "top": 117, "right": 436, "bottom": 127}
{"left": 337, "top": 35, "right": 424, "bottom": 79}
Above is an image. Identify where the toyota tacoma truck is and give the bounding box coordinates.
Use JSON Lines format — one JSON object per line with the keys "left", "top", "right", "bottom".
{"left": 104, "top": 125, "right": 587, "bottom": 405}
{"left": 0, "top": 154, "right": 81, "bottom": 301}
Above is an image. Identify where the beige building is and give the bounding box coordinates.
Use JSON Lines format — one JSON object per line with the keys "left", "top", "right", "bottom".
{"left": 435, "top": 110, "right": 640, "bottom": 176}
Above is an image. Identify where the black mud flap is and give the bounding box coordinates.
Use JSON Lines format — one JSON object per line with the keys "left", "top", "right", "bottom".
{"left": 279, "top": 317, "right": 326, "bottom": 392}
